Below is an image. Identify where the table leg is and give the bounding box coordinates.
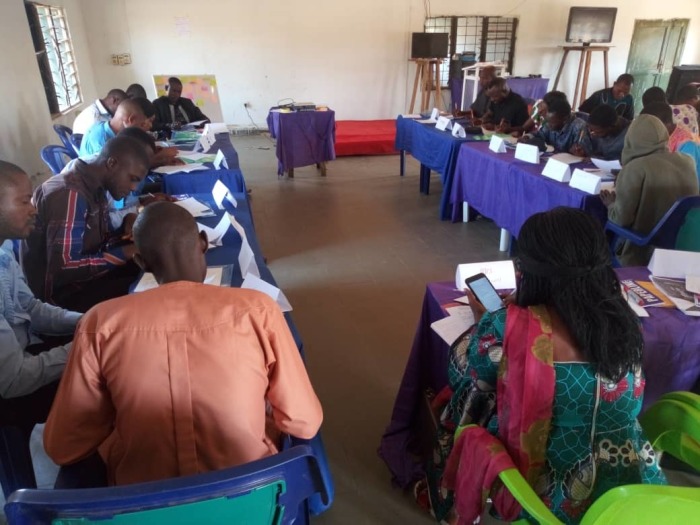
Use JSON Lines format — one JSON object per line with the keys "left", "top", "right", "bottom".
{"left": 400, "top": 150, "right": 405, "bottom": 176}
{"left": 420, "top": 165, "right": 430, "bottom": 194}
{"left": 462, "top": 202, "right": 470, "bottom": 223}
{"left": 320, "top": 162, "right": 327, "bottom": 176}
{"left": 499, "top": 229, "right": 511, "bottom": 252}
{"left": 287, "top": 169, "right": 294, "bottom": 178}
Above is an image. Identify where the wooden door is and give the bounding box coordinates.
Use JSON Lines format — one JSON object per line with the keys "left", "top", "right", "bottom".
{"left": 626, "top": 19, "right": 688, "bottom": 114}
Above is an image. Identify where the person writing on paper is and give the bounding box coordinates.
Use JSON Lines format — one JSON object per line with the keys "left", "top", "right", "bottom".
{"left": 79, "top": 98, "right": 155, "bottom": 156}
{"left": 579, "top": 74, "right": 635, "bottom": 121}
{"left": 577, "top": 104, "right": 629, "bottom": 160}
{"left": 468, "top": 66, "right": 497, "bottom": 119}
{"left": 521, "top": 91, "right": 568, "bottom": 134}
{"left": 417, "top": 207, "right": 665, "bottom": 524}
{"left": 44, "top": 202, "right": 323, "bottom": 487}
{"left": 152, "top": 77, "right": 210, "bottom": 132}
{"left": 481, "top": 78, "right": 530, "bottom": 133}
{"left": 0, "top": 161, "right": 82, "bottom": 450}
{"left": 670, "top": 84, "right": 700, "bottom": 135}
{"left": 522, "top": 98, "right": 588, "bottom": 154}
{"left": 600, "top": 115, "right": 698, "bottom": 266}
{"left": 23, "top": 137, "right": 149, "bottom": 312}
{"left": 72, "top": 89, "right": 128, "bottom": 135}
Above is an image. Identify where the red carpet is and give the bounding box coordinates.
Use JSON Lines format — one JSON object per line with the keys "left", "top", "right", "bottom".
{"left": 335, "top": 120, "right": 397, "bottom": 156}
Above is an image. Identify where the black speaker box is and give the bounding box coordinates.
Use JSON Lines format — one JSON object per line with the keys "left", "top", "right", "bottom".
{"left": 666, "top": 65, "right": 700, "bottom": 103}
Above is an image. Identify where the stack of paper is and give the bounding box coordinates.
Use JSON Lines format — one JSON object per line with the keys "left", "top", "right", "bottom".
{"left": 153, "top": 163, "right": 209, "bottom": 175}
{"left": 173, "top": 197, "right": 215, "bottom": 218}
{"left": 430, "top": 305, "right": 476, "bottom": 345}
{"left": 646, "top": 249, "right": 700, "bottom": 317}
{"left": 591, "top": 158, "right": 622, "bottom": 175}
{"left": 177, "top": 152, "right": 217, "bottom": 164}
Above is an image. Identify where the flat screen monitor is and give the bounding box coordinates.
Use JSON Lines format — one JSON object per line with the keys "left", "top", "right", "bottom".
{"left": 565, "top": 7, "right": 617, "bottom": 44}
{"left": 411, "top": 33, "right": 449, "bottom": 59}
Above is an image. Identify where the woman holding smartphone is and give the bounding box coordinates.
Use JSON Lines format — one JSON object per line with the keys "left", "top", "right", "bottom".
{"left": 416, "top": 207, "right": 665, "bottom": 525}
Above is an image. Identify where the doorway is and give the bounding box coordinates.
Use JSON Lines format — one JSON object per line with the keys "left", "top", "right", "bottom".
{"left": 626, "top": 19, "right": 689, "bottom": 115}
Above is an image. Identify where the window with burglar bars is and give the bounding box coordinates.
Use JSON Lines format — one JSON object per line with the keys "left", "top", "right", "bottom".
{"left": 425, "top": 16, "right": 518, "bottom": 87}
{"left": 25, "top": 2, "right": 82, "bottom": 116}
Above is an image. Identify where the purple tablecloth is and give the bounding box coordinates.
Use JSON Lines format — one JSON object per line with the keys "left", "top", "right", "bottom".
{"left": 449, "top": 142, "right": 608, "bottom": 234}
{"left": 266, "top": 110, "right": 336, "bottom": 174}
{"left": 452, "top": 77, "right": 550, "bottom": 110}
{"left": 378, "top": 268, "right": 700, "bottom": 488}
{"left": 395, "top": 116, "right": 482, "bottom": 220}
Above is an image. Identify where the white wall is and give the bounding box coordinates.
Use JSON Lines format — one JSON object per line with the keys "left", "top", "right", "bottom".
{"left": 0, "top": 0, "right": 98, "bottom": 180}
{"left": 1, "top": 0, "right": 699, "bottom": 175}
{"left": 79, "top": 0, "right": 700, "bottom": 127}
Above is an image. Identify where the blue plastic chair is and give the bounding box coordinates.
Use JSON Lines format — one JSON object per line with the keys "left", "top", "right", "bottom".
{"left": 0, "top": 426, "right": 37, "bottom": 501}
{"left": 605, "top": 195, "right": 700, "bottom": 266}
{"left": 40, "top": 145, "right": 74, "bottom": 175}
{"left": 5, "top": 445, "right": 328, "bottom": 525}
{"left": 69, "top": 133, "right": 83, "bottom": 156}
{"left": 52, "top": 125, "right": 78, "bottom": 159}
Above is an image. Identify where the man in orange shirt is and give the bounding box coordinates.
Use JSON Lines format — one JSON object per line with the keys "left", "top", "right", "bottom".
{"left": 44, "top": 202, "right": 323, "bottom": 487}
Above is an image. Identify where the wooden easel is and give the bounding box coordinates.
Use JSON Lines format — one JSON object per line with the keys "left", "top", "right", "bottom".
{"left": 553, "top": 46, "right": 610, "bottom": 109}
{"left": 408, "top": 59, "right": 443, "bottom": 113}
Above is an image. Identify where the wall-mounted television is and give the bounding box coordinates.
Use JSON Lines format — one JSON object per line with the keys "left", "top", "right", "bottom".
{"left": 565, "top": 7, "right": 617, "bottom": 44}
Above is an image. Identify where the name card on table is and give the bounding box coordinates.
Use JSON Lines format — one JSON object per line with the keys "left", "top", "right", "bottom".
{"left": 435, "top": 116, "right": 453, "bottom": 131}
{"left": 213, "top": 149, "right": 228, "bottom": 170}
{"left": 515, "top": 143, "right": 541, "bottom": 164}
{"left": 489, "top": 135, "right": 507, "bottom": 153}
{"left": 430, "top": 107, "right": 440, "bottom": 121}
{"left": 542, "top": 158, "right": 572, "bottom": 182}
{"left": 452, "top": 122, "right": 466, "bottom": 138}
{"left": 211, "top": 179, "right": 237, "bottom": 209}
{"left": 203, "top": 122, "right": 229, "bottom": 136}
{"left": 455, "top": 260, "right": 516, "bottom": 291}
{"left": 569, "top": 168, "right": 605, "bottom": 194}
{"left": 198, "top": 133, "right": 214, "bottom": 151}
{"left": 648, "top": 249, "right": 700, "bottom": 279}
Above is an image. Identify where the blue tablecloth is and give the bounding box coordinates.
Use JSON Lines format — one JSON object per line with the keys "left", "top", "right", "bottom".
{"left": 379, "top": 268, "right": 700, "bottom": 488}
{"left": 266, "top": 110, "right": 336, "bottom": 174}
{"left": 395, "top": 116, "right": 484, "bottom": 220}
{"left": 160, "top": 133, "right": 246, "bottom": 195}
{"left": 449, "top": 142, "right": 608, "bottom": 235}
{"left": 452, "top": 77, "right": 550, "bottom": 109}
{"left": 173, "top": 193, "right": 334, "bottom": 514}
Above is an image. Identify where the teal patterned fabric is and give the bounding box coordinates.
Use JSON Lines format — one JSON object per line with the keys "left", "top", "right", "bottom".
{"left": 425, "top": 310, "right": 666, "bottom": 524}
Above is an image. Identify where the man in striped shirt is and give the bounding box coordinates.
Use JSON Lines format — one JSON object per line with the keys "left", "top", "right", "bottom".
{"left": 23, "top": 136, "right": 149, "bottom": 312}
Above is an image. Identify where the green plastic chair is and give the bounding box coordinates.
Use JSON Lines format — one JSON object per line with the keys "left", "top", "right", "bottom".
{"left": 455, "top": 392, "right": 700, "bottom": 524}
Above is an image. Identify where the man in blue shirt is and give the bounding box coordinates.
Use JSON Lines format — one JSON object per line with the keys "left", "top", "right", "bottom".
{"left": 528, "top": 97, "right": 588, "bottom": 154}
{"left": 579, "top": 74, "right": 635, "bottom": 121}
{"left": 79, "top": 98, "right": 154, "bottom": 156}
{"left": 0, "top": 160, "right": 81, "bottom": 450}
{"left": 577, "top": 104, "right": 629, "bottom": 160}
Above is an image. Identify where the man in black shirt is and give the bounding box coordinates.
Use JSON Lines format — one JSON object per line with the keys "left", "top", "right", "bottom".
{"left": 469, "top": 66, "right": 497, "bottom": 117}
{"left": 152, "top": 77, "right": 210, "bottom": 132}
{"left": 482, "top": 78, "right": 530, "bottom": 133}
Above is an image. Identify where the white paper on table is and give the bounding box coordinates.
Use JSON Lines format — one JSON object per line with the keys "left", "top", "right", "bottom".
{"left": 650, "top": 276, "right": 700, "bottom": 316}
{"left": 401, "top": 114, "right": 422, "bottom": 119}
{"left": 430, "top": 108, "right": 440, "bottom": 121}
{"left": 203, "top": 122, "right": 228, "bottom": 135}
{"left": 445, "top": 306, "right": 476, "bottom": 327}
{"left": 177, "top": 151, "right": 217, "bottom": 163}
{"left": 213, "top": 149, "right": 228, "bottom": 170}
{"left": 454, "top": 295, "right": 470, "bottom": 305}
{"left": 416, "top": 118, "right": 437, "bottom": 124}
{"left": 599, "top": 181, "right": 615, "bottom": 192}
{"left": 173, "top": 197, "right": 214, "bottom": 217}
{"left": 455, "top": 260, "right": 516, "bottom": 291}
{"left": 489, "top": 135, "right": 507, "bottom": 153}
{"left": 591, "top": 158, "right": 622, "bottom": 174}
{"left": 648, "top": 249, "right": 700, "bottom": 279}
{"left": 542, "top": 158, "right": 572, "bottom": 182}
{"left": 198, "top": 133, "right": 214, "bottom": 151}
{"left": 569, "top": 168, "right": 603, "bottom": 194}
{"left": 686, "top": 275, "right": 700, "bottom": 294}
{"left": 181, "top": 119, "right": 209, "bottom": 129}
{"left": 551, "top": 153, "right": 584, "bottom": 165}
{"left": 227, "top": 213, "right": 260, "bottom": 278}
{"left": 452, "top": 123, "right": 467, "bottom": 138}
{"left": 134, "top": 267, "right": 223, "bottom": 293}
{"left": 625, "top": 293, "right": 650, "bottom": 317}
{"left": 435, "top": 116, "right": 453, "bottom": 131}
{"left": 153, "top": 163, "right": 209, "bottom": 175}
{"left": 515, "top": 143, "right": 541, "bottom": 164}
{"left": 197, "top": 214, "right": 230, "bottom": 246}
{"left": 430, "top": 315, "right": 470, "bottom": 346}
{"left": 241, "top": 274, "right": 293, "bottom": 312}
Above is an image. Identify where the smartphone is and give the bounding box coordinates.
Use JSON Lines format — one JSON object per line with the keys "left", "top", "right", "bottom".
{"left": 465, "top": 273, "right": 505, "bottom": 313}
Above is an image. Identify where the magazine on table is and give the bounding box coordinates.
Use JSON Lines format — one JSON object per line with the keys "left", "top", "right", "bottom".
{"left": 649, "top": 276, "right": 700, "bottom": 317}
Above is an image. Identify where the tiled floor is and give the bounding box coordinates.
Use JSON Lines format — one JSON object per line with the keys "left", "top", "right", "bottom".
{"left": 14, "top": 135, "right": 698, "bottom": 524}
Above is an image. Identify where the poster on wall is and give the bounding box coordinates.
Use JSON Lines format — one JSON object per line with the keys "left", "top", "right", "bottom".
{"left": 152, "top": 74, "right": 224, "bottom": 123}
